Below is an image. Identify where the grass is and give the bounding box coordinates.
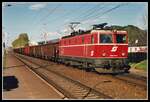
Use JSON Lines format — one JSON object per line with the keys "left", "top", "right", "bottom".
{"left": 129, "top": 60, "right": 147, "bottom": 71}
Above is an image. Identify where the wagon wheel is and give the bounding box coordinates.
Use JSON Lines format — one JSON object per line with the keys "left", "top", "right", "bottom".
{"left": 85, "top": 68, "right": 91, "bottom": 72}
{"left": 124, "top": 67, "right": 130, "bottom": 73}
{"left": 112, "top": 67, "right": 118, "bottom": 74}
{"left": 85, "top": 63, "right": 94, "bottom": 72}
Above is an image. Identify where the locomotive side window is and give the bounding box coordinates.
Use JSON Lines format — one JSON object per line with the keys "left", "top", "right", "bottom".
{"left": 91, "top": 35, "right": 94, "bottom": 44}
{"left": 116, "top": 34, "right": 126, "bottom": 43}
{"left": 100, "top": 34, "right": 112, "bottom": 43}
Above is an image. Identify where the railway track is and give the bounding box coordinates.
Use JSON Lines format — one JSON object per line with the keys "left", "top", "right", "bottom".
{"left": 15, "top": 54, "right": 112, "bottom": 99}
{"left": 28, "top": 55, "right": 147, "bottom": 89}
{"left": 112, "top": 73, "right": 147, "bottom": 89}
{"left": 17, "top": 54, "right": 147, "bottom": 90}
{"left": 95, "top": 71, "right": 147, "bottom": 89}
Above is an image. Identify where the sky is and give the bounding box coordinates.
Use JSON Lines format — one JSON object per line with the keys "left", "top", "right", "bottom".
{"left": 2, "top": 2, "right": 148, "bottom": 47}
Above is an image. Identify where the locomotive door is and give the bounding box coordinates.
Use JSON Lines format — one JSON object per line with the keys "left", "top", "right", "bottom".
{"left": 85, "top": 45, "right": 88, "bottom": 57}
{"left": 82, "top": 36, "right": 86, "bottom": 57}
{"left": 53, "top": 45, "right": 58, "bottom": 58}
{"left": 83, "top": 36, "right": 88, "bottom": 58}
{"left": 53, "top": 46, "right": 56, "bottom": 57}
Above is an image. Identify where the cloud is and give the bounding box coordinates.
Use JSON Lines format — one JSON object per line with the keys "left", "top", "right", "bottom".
{"left": 29, "top": 3, "right": 47, "bottom": 10}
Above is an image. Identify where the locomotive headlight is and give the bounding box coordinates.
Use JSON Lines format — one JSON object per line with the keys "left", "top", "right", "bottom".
{"left": 102, "top": 52, "right": 106, "bottom": 57}
{"left": 121, "top": 52, "right": 125, "bottom": 56}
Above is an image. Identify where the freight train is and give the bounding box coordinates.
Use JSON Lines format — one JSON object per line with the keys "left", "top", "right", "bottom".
{"left": 14, "top": 23, "right": 131, "bottom": 73}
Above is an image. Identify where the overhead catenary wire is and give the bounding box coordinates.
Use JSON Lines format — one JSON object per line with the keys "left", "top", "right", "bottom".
{"left": 56, "top": 3, "right": 128, "bottom": 36}
{"left": 78, "top": 5, "right": 106, "bottom": 22}
{"left": 33, "top": 3, "right": 105, "bottom": 38}
{"left": 53, "top": 3, "right": 106, "bottom": 34}
{"left": 70, "top": 3, "right": 104, "bottom": 22}
{"left": 45, "top": 3, "right": 93, "bottom": 28}
{"left": 76, "top": 3, "right": 129, "bottom": 29}
{"left": 40, "top": 3, "right": 96, "bottom": 37}
{"left": 36, "top": 3, "right": 62, "bottom": 25}
{"left": 87, "top": 3, "right": 129, "bottom": 21}
{"left": 45, "top": 4, "right": 83, "bottom": 24}
{"left": 30, "top": 3, "right": 62, "bottom": 42}
{"left": 75, "top": 3, "right": 105, "bottom": 22}
{"left": 64, "top": 4, "right": 104, "bottom": 26}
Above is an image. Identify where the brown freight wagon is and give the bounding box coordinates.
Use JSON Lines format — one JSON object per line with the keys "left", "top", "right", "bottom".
{"left": 28, "top": 45, "right": 34, "bottom": 57}
{"left": 40, "top": 42, "right": 59, "bottom": 61}
{"left": 28, "top": 41, "right": 59, "bottom": 61}
{"left": 35, "top": 45, "right": 42, "bottom": 58}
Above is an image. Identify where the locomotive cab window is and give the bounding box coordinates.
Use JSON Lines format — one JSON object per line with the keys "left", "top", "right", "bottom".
{"left": 116, "top": 34, "right": 126, "bottom": 43}
{"left": 100, "top": 34, "right": 112, "bottom": 43}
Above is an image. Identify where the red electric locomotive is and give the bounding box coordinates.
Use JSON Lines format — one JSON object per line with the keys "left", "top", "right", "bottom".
{"left": 59, "top": 23, "right": 130, "bottom": 73}
{"left": 13, "top": 23, "right": 130, "bottom": 73}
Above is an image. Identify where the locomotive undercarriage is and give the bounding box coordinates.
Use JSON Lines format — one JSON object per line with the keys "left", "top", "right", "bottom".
{"left": 22, "top": 52, "right": 130, "bottom": 73}
{"left": 94, "top": 58, "right": 131, "bottom": 73}
{"left": 58, "top": 56, "right": 130, "bottom": 73}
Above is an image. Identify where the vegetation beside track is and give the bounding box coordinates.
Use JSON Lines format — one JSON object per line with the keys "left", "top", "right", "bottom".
{"left": 129, "top": 60, "right": 147, "bottom": 71}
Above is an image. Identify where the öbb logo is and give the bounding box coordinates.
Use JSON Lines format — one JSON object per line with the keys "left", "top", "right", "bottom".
{"left": 111, "top": 46, "right": 118, "bottom": 52}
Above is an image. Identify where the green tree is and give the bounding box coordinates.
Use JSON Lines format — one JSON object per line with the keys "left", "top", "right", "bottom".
{"left": 12, "top": 33, "right": 29, "bottom": 48}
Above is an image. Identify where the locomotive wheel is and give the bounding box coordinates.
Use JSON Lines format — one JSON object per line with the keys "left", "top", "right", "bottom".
{"left": 125, "top": 65, "right": 131, "bottom": 73}
{"left": 65, "top": 61, "right": 71, "bottom": 66}
{"left": 85, "top": 68, "right": 91, "bottom": 72}
{"left": 112, "top": 68, "right": 120, "bottom": 74}
{"left": 124, "top": 68, "right": 130, "bottom": 73}
{"left": 86, "top": 67, "right": 96, "bottom": 72}
{"left": 65, "top": 63, "right": 70, "bottom": 66}
{"left": 91, "top": 68, "right": 96, "bottom": 72}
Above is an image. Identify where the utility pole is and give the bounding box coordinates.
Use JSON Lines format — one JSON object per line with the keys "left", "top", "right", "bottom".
{"left": 2, "top": 3, "right": 12, "bottom": 56}
{"left": 43, "top": 32, "right": 47, "bottom": 44}
{"left": 41, "top": 23, "right": 48, "bottom": 44}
